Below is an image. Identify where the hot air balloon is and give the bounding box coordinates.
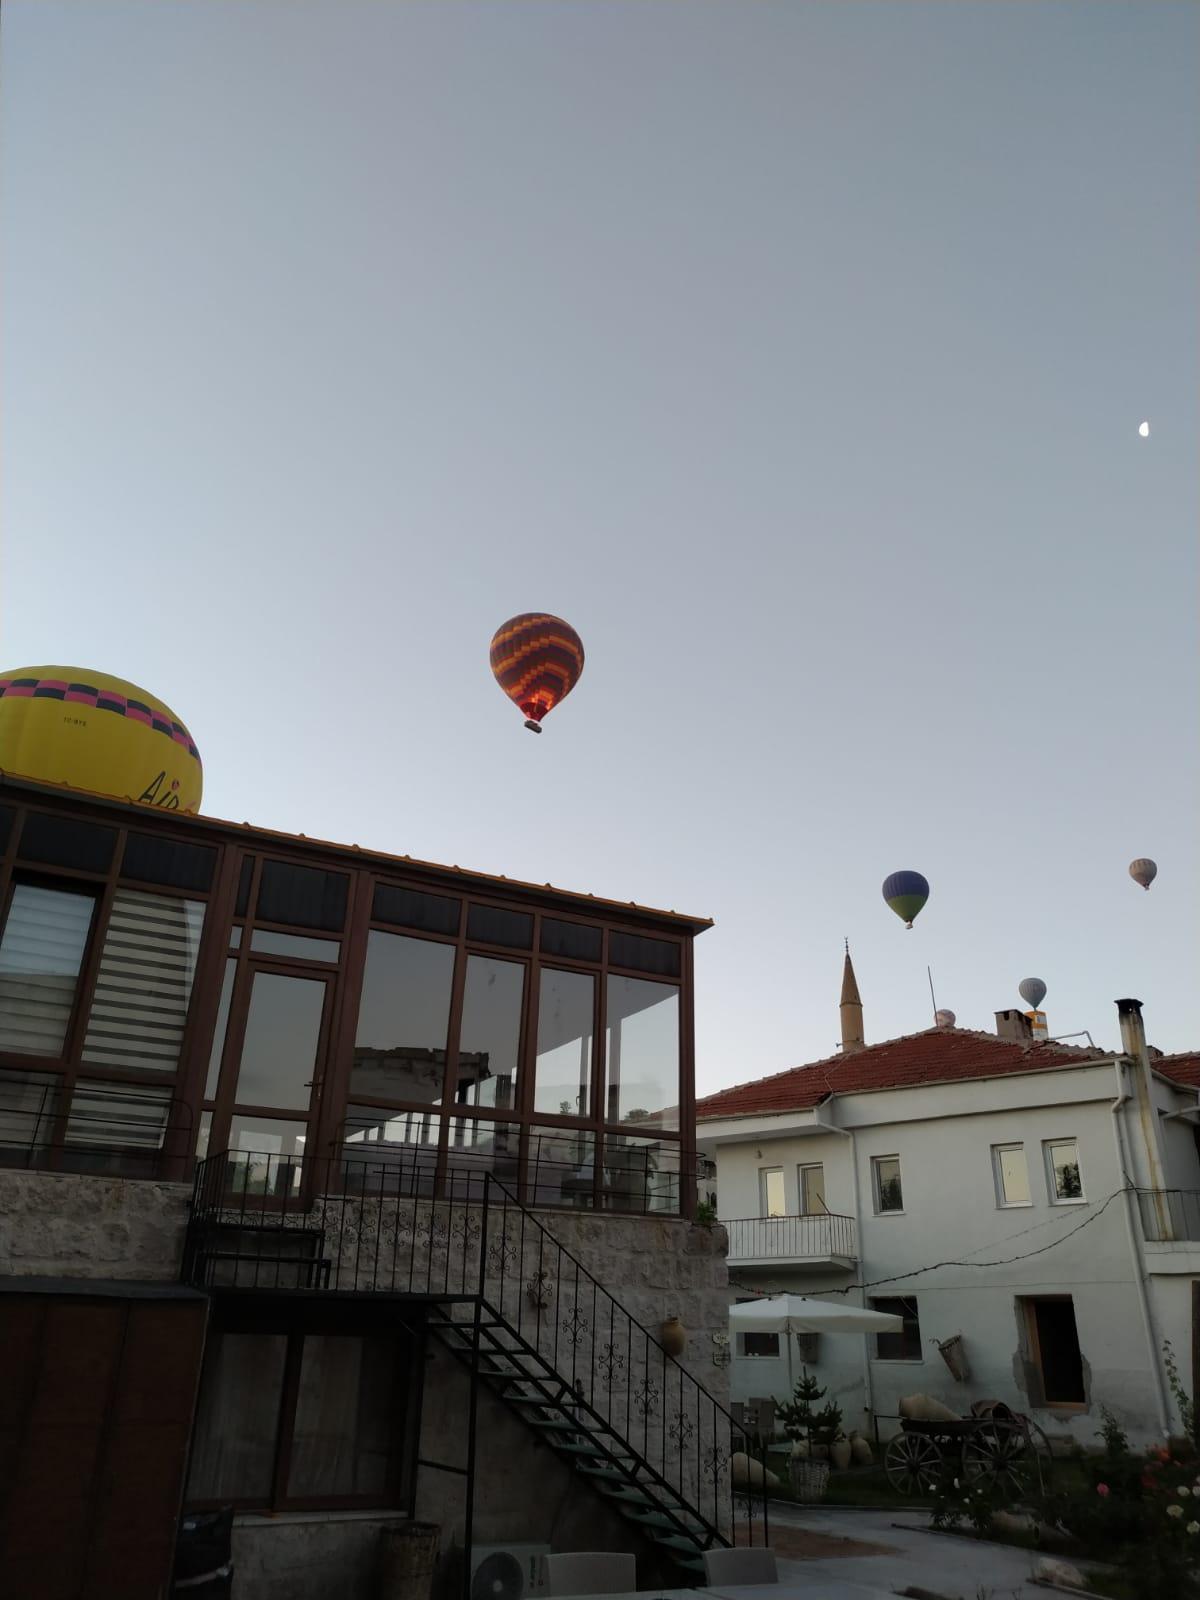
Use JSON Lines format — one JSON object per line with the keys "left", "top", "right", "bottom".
{"left": 0, "top": 667, "right": 202, "bottom": 812}
{"left": 490, "top": 614, "right": 584, "bottom": 733}
{"left": 882, "top": 870, "right": 929, "bottom": 929}
{"left": 1129, "top": 858, "right": 1157, "bottom": 891}
{"left": 935, "top": 1009, "right": 956, "bottom": 1029}
{"left": 1018, "top": 977, "right": 1047, "bottom": 1011}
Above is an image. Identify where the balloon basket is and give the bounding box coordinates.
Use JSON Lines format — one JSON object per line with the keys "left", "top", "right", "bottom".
{"left": 524, "top": 720, "right": 543, "bottom": 735}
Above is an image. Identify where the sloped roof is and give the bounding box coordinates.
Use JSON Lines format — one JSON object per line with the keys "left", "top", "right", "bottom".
{"left": 1155, "top": 1052, "right": 1200, "bottom": 1090}
{"left": 696, "top": 1026, "right": 1106, "bottom": 1120}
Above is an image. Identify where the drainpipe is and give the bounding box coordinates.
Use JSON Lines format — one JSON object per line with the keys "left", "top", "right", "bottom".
{"left": 1117, "top": 998, "right": 1171, "bottom": 1240}
{"left": 1111, "top": 1059, "right": 1172, "bottom": 1437}
{"left": 814, "top": 1106, "right": 874, "bottom": 1430}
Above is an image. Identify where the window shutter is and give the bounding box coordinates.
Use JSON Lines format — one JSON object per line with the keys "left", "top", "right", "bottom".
{"left": 81, "top": 889, "right": 205, "bottom": 1073}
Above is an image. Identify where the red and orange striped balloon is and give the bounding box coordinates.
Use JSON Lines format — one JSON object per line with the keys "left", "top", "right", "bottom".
{"left": 489, "top": 613, "right": 585, "bottom": 733}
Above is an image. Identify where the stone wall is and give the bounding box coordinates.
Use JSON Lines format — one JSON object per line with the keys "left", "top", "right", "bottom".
{"left": 0, "top": 1171, "right": 190, "bottom": 1281}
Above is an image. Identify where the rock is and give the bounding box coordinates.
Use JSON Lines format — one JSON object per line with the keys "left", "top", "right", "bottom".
{"left": 731, "top": 1452, "right": 780, "bottom": 1489}
{"left": 990, "top": 1509, "right": 1037, "bottom": 1536}
{"left": 1033, "top": 1556, "right": 1087, "bottom": 1589}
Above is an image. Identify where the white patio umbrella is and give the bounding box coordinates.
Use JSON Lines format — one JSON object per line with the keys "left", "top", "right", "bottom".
{"left": 729, "top": 1293, "right": 903, "bottom": 1397}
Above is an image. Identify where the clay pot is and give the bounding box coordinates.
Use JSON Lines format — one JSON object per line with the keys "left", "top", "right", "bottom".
{"left": 660, "top": 1317, "right": 687, "bottom": 1358}
{"left": 850, "top": 1436, "right": 874, "bottom": 1466}
{"left": 790, "top": 1439, "right": 810, "bottom": 1461}
{"left": 732, "top": 1452, "right": 780, "bottom": 1489}
{"left": 830, "top": 1438, "right": 852, "bottom": 1471}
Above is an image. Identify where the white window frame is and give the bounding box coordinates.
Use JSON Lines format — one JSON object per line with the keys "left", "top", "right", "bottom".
{"left": 1043, "top": 1139, "right": 1085, "bottom": 1205}
{"left": 871, "top": 1154, "right": 904, "bottom": 1215}
{"left": 736, "top": 1331, "right": 781, "bottom": 1360}
{"left": 798, "top": 1162, "right": 826, "bottom": 1216}
{"left": 759, "top": 1166, "right": 786, "bottom": 1218}
{"left": 992, "top": 1143, "right": 1032, "bottom": 1208}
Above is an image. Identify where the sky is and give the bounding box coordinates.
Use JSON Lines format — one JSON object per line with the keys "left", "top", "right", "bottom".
{"left": 1, "top": 2, "right": 1196, "bottom": 1091}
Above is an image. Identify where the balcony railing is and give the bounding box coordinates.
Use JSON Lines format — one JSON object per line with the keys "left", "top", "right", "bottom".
{"left": 724, "top": 1212, "right": 856, "bottom": 1265}
{"left": 1137, "top": 1189, "right": 1200, "bottom": 1243}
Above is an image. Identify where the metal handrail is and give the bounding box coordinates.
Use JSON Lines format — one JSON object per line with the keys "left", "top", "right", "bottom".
{"left": 185, "top": 1146, "right": 768, "bottom": 1549}
{"left": 724, "top": 1212, "right": 857, "bottom": 1261}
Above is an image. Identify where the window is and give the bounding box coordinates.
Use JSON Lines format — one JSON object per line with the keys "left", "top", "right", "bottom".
{"left": 993, "top": 1144, "right": 1031, "bottom": 1207}
{"left": 871, "top": 1296, "right": 922, "bottom": 1361}
{"left": 122, "top": 831, "right": 216, "bottom": 892}
{"left": 249, "top": 930, "right": 339, "bottom": 962}
{"left": 605, "top": 976, "right": 679, "bottom": 1129}
{"left": 465, "top": 904, "right": 532, "bottom": 950}
{"left": 187, "top": 1327, "right": 409, "bottom": 1509}
{"left": 0, "top": 883, "right": 96, "bottom": 1056}
{"left": 234, "top": 972, "right": 327, "bottom": 1110}
{"left": 1045, "top": 1140, "right": 1084, "bottom": 1203}
{"left": 540, "top": 918, "right": 602, "bottom": 963}
{"left": 799, "top": 1163, "right": 826, "bottom": 1215}
{"left": 1021, "top": 1296, "right": 1086, "bottom": 1406}
{"left": 205, "top": 960, "right": 237, "bottom": 1099}
{"left": 372, "top": 883, "right": 460, "bottom": 937}
{"left": 528, "top": 1122, "right": 596, "bottom": 1209}
{"left": 738, "top": 1332, "right": 781, "bottom": 1359}
{"left": 256, "top": 860, "right": 348, "bottom": 932}
{"left": 608, "top": 932, "right": 681, "bottom": 978}
{"left": 350, "top": 932, "right": 455, "bottom": 1103}
{"left": 534, "top": 968, "right": 594, "bottom": 1117}
{"left": 872, "top": 1155, "right": 904, "bottom": 1213}
{"left": 60, "top": 1080, "right": 173, "bottom": 1174}
{"left": 455, "top": 955, "right": 525, "bottom": 1111}
{"left": 603, "top": 1132, "right": 680, "bottom": 1214}
{"left": 760, "top": 1167, "right": 785, "bottom": 1218}
{"left": 81, "top": 889, "right": 205, "bottom": 1073}
{"left": 0, "top": 1069, "right": 61, "bottom": 1157}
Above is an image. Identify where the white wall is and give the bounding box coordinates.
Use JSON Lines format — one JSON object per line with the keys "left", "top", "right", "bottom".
{"left": 706, "top": 1061, "right": 1193, "bottom": 1447}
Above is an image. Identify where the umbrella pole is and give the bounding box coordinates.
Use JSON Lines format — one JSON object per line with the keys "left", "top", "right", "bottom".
{"left": 787, "top": 1324, "right": 795, "bottom": 1398}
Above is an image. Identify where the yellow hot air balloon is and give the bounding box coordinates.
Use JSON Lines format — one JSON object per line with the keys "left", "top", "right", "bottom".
{"left": 0, "top": 667, "right": 202, "bottom": 812}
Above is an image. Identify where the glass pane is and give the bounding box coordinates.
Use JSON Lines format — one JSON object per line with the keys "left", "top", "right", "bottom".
{"left": 534, "top": 969, "right": 594, "bottom": 1117}
{"left": 603, "top": 1132, "right": 682, "bottom": 1214}
{"left": 801, "top": 1164, "right": 826, "bottom": 1215}
{"left": 998, "top": 1147, "right": 1030, "bottom": 1205}
{"left": 197, "top": 1109, "right": 212, "bottom": 1160}
{"left": 187, "top": 1333, "right": 287, "bottom": 1502}
{"left": 351, "top": 932, "right": 454, "bottom": 1103}
{"left": 540, "top": 918, "right": 601, "bottom": 963}
{"left": 608, "top": 931, "right": 680, "bottom": 978}
{"left": 373, "top": 884, "right": 460, "bottom": 936}
{"left": 0, "top": 1069, "right": 60, "bottom": 1157}
{"left": 256, "top": 860, "right": 348, "bottom": 932}
{"left": 604, "top": 977, "right": 679, "bottom": 1130}
{"left": 527, "top": 1123, "right": 596, "bottom": 1210}
{"left": 455, "top": 956, "right": 524, "bottom": 1112}
{"left": 875, "top": 1158, "right": 903, "bottom": 1211}
{"left": 447, "top": 1116, "right": 520, "bottom": 1186}
{"left": 762, "top": 1169, "right": 785, "bottom": 1217}
{"left": 229, "top": 926, "right": 242, "bottom": 948}
{"left": 81, "top": 890, "right": 205, "bottom": 1072}
{"left": 341, "top": 1107, "right": 440, "bottom": 1195}
{"left": 1050, "top": 1143, "right": 1082, "bottom": 1199}
{"left": 250, "top": 929, "right": 339, "bottom": 962}
{"left": 235, "top": 972, "right": 326, "bottom": 1110}
{"left": 61, "top": 1080, "right": 172, "bottom": 1175}
{"left": 288, "top": 1336, "right": 396, "bottom": 1500}
{"left": 0, "top": 883, "right": 95, "bottom": 1056}
{"left": 466, "top": 904, "right": 531, "bottom": 949}
{"left": 226, "top": 1114, "right": 307, "bottom": 1196}
{"left": 205, "top": 959, "right": 238, "bottom": 1099}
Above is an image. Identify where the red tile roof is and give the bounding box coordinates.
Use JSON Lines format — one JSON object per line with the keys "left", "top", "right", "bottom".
{"left": 1156, "top": 1053, "right": 1200, "bottom": 1090}
{"left": 696, "top": 1027, "right": 1106, "bottom": 1119}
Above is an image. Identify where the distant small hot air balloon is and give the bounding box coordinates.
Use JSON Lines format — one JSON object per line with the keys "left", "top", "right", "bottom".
{"left": 1018, "top": 977, "right": 1047, "bottom": 1011}
{"left": 1129, "top": 858, "right": 1157, "bottom": 891}
{"left": 490, "top": 613, "right": 584, "bottom": 733}
{"left": 882, "top": 870, "right": 929, "bottom": 929}
{"left": 935, "top": 1009, "right": 956, "bottom": 1029}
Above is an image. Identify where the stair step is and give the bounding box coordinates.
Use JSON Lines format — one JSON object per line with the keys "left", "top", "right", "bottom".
{"left": 652, "top": 1534, "right": 704, "bottom": 1553}
{"left": 672, "top": 1557, "right": 707, "bottom": 1575}
{"left": 528, "top": 1418, "right": 580, "bottom": 1433}
{"left": 626, "top": 1509, "right": 702, "bottom": 1532}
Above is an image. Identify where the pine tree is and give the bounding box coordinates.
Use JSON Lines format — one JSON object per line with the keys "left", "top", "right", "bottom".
{"left": 775, "top": 1367, "right": 843, "bottom": 1450}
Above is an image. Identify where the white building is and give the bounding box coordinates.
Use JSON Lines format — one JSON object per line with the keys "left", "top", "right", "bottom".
{"left": 697, "top": 953, "right": 1200, "bottom": 1449}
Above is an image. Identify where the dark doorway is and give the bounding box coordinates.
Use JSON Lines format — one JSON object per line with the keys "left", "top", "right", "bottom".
{"left": 1024, "top": 1296, "right": 1085, "bottom": 1406}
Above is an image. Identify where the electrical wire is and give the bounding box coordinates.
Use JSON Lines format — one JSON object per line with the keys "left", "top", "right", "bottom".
{"left": 735, "top": 1184, "right": 1130, "bottom": 1301}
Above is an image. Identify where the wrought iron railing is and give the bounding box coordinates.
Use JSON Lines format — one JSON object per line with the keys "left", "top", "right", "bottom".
{"left": 1137, "top": 1188, "right": 1200, "bottom": 1242}
{"left": 724, "top": 1212, "right": 856, "bottom": 1262}
{"left": 185, "top": 1146, "right": 768, "bottom": 1549}
{"left": 0, "top": 1080, "right": 193, "bottom": 1180}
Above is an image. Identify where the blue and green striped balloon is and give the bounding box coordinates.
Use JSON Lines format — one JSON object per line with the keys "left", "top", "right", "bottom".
{"left": 882, "top": 870, "right": 929, "bottom": 929}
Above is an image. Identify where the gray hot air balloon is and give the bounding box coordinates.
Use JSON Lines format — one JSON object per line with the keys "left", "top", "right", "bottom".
{"left": 1019, "top": 977, "right": 1047, "bottom": 1011}
{"left": 1129, "top": 858, "right": 1157, "bottom": 891}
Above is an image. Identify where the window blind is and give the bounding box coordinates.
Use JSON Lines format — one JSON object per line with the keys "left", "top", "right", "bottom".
{"left": 81, "top": 889, "right": 205, "bottom": 1073}
{"left": 0, "top": 884, "right": 96, "bottom": 1056}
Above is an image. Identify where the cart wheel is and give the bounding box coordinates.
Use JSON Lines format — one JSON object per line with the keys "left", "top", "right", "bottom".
{"left": 885, "top": 1431, "right": 942, "bottom": 1495}
{"left": 963, "top": 1422, "right": 1032, "bottom": 1497}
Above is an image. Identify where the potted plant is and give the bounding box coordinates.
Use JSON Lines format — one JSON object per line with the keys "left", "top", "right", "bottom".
{"left": 776, "top": 1368, "right": 843, "bottom": 1502}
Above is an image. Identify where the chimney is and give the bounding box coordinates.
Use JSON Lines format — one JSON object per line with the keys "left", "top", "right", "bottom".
{"left": 840, "top": 943, "right": 865, "bottom": 1055}
{"left": 995, "top": 1009, "right": 1033, "bottom": 1042}
{"left": 1116, "top": 998, "right": 1169, "bottom": 1222}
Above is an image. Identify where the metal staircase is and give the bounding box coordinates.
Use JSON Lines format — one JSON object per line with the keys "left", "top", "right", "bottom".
{"left": 184, "top": 1150, "right": 768, "bottom": 1582}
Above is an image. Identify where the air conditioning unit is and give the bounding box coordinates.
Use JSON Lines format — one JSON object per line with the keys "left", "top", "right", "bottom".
{"left": 470, "top": 1544, "right": 550, "bottom": 1600}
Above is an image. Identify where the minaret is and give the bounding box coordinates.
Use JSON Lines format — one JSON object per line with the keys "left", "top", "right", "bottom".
{"left": 840, "top": 940, "right": 865, "bottom": 1055}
